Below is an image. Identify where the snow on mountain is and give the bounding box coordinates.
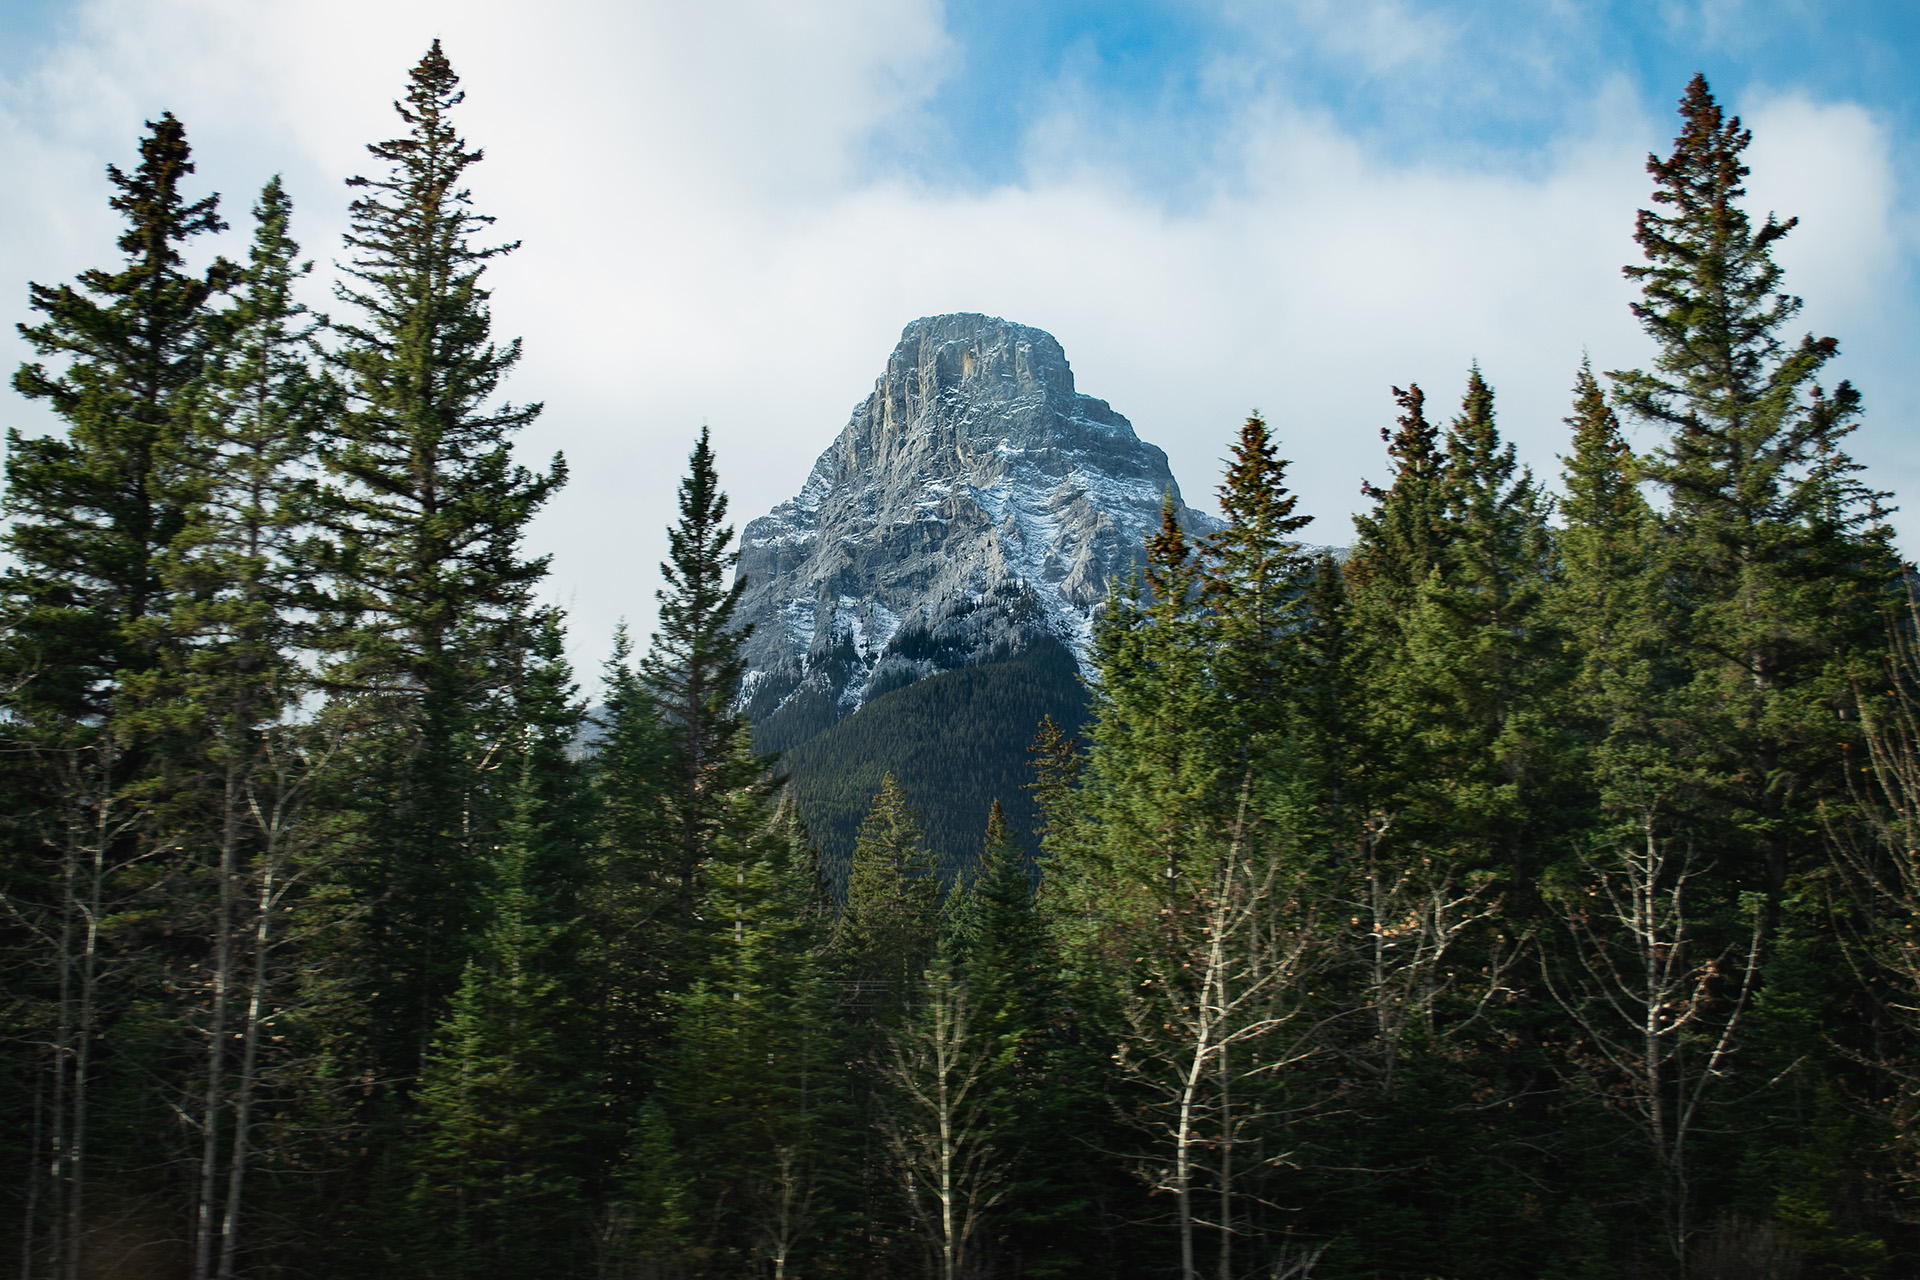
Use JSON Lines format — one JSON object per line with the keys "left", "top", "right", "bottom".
{"left": 735, "top": 314, "right": 1221, "bottom": 743}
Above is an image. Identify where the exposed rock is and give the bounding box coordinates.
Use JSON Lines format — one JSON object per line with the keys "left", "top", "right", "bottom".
{"left": 736, "top": 314, "right": 1220, "bottom": 751}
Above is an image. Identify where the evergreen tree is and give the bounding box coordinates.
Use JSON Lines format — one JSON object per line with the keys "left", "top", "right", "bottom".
{"left": 1, "top": 112, "right": 232, "bottom": 1280}
{"left": 1398, "top": 366, "right": 1558, "bottom": 884}
{"left": 1340, "top": 382, "right": 1452, "bottom": 847}
{"left": 1058, "top": 503, "right": 1224, "bottom": 953}
{"left": 148, "top": 176, "right": 335, "bottom": 1280}
{"left": 1551, "top": 359, "right": 1666, "bottom": 737}
{"left": 668, "top": 767, "right": 836, "bottom": 1272}
{"left": 1345, "top": 383, "right": 1449, "bottom": 642}
{"left": 1609, "top": 72, "right": 1896, "bottom": 893}
{"left": 1199, "top": 413, "right": 1316, "bottom": 762}
{"left": 5, "top": 112, "right": 233, "bottom": 715}
{"left": 319, "top": 41, "right": 565, "bottom": 1077}
{"left": 641, "top": 425, "right": 759, "bottom": 914}
{"left": 835, "top": 773, "right": 941, "bottom": 1011}
{"left": 408, "top": 739, "right": 598, "bottom": 1279}
{"left": 589, "top": 625, "right": 677, "bottom": 1108}
{"left": 950, "top": 800, "right": 1104, "bottom": 1274}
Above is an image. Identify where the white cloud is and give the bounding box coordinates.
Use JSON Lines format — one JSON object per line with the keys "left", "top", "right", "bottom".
{"left": 0, "top": 0, "right": 1911, "bottom": 684}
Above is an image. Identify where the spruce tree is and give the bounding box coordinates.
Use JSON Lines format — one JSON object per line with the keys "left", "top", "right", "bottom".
{"left": 1199, "top": 413, "right": 1318, "bottom": 814}
{"left": 588, "top": 625, "right": 677, "bottom": 1108}
{"left": 148, "top": 177, "right": 334, "bottom": 1280}
{"left": 319, "top": 41, "right": 564, "bottom": 1076}
{"left": 835, "top": 773, "right": 941, "bottom": 1010}
{"left": 5, "top": 112, "right": 233, "bottom": 715}
{"left": 1064, "top": 501, "right": 1225, "bottom": 943}
{"left": 1609, "top": 73, "right": 1896, "bottom": 893}
{"left": 1, "top": 113, "right": 232, "bottom": 1279}
{"left": 1345, "top": 384, "right": 1449, "bottom": 638}
{"left": 668, "top": 768, "right": 835, "bottom": 1271}
{"left": 641, "top": 424, "right": 759, "bottom": 913}
{"left": 950, "top": 800, "right": 1099, "bottom": 1272}
{"left": 408, "top": 737, "right": 597, "bottom": 1279}
{"left": 1340, "top": 383, "right": 1451, "bottom": 840}
{"left": 1399, "top": 366, "right": 1557, "bottom": 883}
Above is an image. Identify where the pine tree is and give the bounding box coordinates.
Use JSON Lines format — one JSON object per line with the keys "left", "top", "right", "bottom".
{"left": 5, "top": 112, "right": 233, "bottom": 716}
{"left": 835, "top": 773, "right": 941, "bottom": 1012}
{"left": 1399, "top": 366, "right": 1557, "bottom": 883}
{"left": 641, "top": 425, "right": 758, "bottom": 914}
{"left": 668, "top": 768, "right": 835, "bottom": 1271}
{"left": 1065, "top": 501, "right": 1225, "bottom": 945}
{"left": 319, "top": 41, "right": 565, "bottom": 1077}
{"left": 1340, "top": 382, "right": 1452, "bottom": 844}
{"left": 1552, "top": 360, "right": 1664, "bottom": 726}
{"left": 408, "top": 742, "right": 598, "bottom": 1279}
{"left": 1345, "top": 384, "right": 1449, "bottom": 639}
{"left": 1200, "top": 413, "right": 1316, "bottom": 745}
{"left": 1609, "top": 72, "right": 1896, "bottom": 893}
{"left": 148, "top": 176, "right": 335, "bottom": 1280}
{"left": 1, "top": 113, "right": 232, "bottom": 1280}
{"left": 948, "top": 800, "right": 1101, "bottom": 1273}
{"left": 589, "top": 625, "right": 677, "bottom": 1108}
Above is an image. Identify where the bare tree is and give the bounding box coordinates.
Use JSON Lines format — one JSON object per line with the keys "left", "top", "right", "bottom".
{"left": 877, "top": 956, "right": 1007, "bottom": 1280}
{"left": 1115, "top": 841, "right": 1323, "bottom": 1280}
{"left": 1, "top": 733, "right": 161, "bottom": 1280}
{"left": 1831, "top": 589, "right": 1920, "bottom": 1180}
{"left": 1348, "top": 811, "right": 1521, "bottom": 1101}
{"left": 1544, "top": 808, "right": 1764, "bottom": 1269}
{"left": 748, "top": 1145, "right": 816, "bottom": 1280}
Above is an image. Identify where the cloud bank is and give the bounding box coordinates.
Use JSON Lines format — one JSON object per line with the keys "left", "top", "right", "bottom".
{"left": 0, "top": 0, "right": 1911, "bottom": 676}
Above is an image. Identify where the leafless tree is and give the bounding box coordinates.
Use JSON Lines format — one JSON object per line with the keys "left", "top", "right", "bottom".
{"left": 1115, "top": 839, "right": 1324, "bottom": 1280}
{"left": 1346, "top": 811, "right": 1521, "bottom": 1101}
{"left": 2, "top": 732, "right": 161, "bottom": 1280}
{"left": 1544, "top": 808, "right": 1764, "bottom": 1269}
{"left": 877, "top": 958, "right": 1006, "bottom": 1280}
{"left": 748, "top": 1144, "right": 816, "bottom": 1280}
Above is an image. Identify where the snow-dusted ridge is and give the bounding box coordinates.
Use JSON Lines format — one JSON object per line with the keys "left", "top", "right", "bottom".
{"left": 735, "top": 314, "right": 1221, "bottom": 744}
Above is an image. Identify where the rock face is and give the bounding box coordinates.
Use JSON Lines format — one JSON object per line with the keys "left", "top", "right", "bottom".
{"left": 737, "top": 314, "right": 1220, "bottom": 750}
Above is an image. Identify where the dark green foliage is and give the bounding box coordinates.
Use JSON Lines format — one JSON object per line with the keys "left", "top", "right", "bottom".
{"left": 408, "top": 753, "right": 598, "bottom": 1279}
{"left": 835, "top": 773, "right": 941, "bottom": 1005}
{"left": 779, "top": 637, "right": 1089, "bottom": 887}
{"left": 5, "top": 112, "right": 232, "bottom": 716}
{"left": 1610, "top": 72, "right": 1897, "bottom": 895}
{"left": 319, "top": 41, "right": 566, "bottom": 1082}
{"left": 643, "top": 426, "right": 758, "bottom": 911}
{"left": 0, "top": 112, "right": 238, "bottom": 1280}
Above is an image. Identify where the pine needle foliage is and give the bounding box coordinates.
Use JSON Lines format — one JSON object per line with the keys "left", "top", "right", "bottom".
{"left": 641, "top": 426, "right": 758, "bottom": 912}
{"left": 6, "top": 112, "right": 233, "bottom": 716}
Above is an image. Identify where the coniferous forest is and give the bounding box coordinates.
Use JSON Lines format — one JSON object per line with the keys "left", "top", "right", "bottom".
{"left": 5, "top": 40, "right": 1920, "bottom": 1280}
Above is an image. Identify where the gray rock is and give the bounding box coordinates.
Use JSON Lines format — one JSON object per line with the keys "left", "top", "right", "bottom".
{"left": 736, "top": 313, "right": 1220, "bottom": 747}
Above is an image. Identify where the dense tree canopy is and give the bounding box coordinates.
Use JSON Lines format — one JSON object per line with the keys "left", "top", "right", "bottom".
{"left": 1, "top": 63, "right": 1914, "bottom": 1280}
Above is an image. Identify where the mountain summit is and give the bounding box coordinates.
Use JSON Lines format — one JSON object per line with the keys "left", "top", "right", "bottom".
{"left": 737, "top": 313, "right": 1219, "bottom": 753}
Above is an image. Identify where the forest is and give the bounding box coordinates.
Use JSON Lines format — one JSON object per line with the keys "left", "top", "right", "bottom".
{"left": 2, "top": 37, "right": 1917, "bottom": 1280}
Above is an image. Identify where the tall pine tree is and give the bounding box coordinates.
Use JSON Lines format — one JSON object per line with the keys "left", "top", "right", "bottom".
{"left": 319, "top": 41, "right": 564, "bottom": 1079}
{"left": 2, "top": 113, "right": 232, "bottom": 1279}
{"left": 1609, "top": 73, "right": 1895, "bottom": 894}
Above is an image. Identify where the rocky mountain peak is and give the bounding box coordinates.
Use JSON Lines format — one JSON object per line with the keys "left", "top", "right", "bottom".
{"left": 737, "top": 313, "right": 1219, "bottom": 751}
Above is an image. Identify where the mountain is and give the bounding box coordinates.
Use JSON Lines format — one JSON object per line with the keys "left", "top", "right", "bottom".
{"left": 737, "top": 313, "right": 1220, "bottom": 759}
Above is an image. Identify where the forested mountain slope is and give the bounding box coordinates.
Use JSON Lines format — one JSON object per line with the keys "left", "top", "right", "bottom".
{"left": 779, "top": 636, "right": 1088, "bottom": 888}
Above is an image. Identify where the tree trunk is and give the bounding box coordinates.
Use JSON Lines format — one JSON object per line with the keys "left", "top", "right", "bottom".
{"left": 194, "top": 760, "right": 244, "bottom": 1280}
{"left": 66, "top": 758, "right": 110, "bottom": 1280}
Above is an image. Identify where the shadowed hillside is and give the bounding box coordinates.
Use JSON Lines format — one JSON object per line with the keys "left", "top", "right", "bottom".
{"left": 777, "top": 637, "right": 1089, "bottom": 893}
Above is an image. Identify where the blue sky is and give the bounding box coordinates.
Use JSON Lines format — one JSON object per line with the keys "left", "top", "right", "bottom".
{"left": 890, "top": 1, "right": 1920, "bottom": 185}
{"left": 0, "top": 0, "right": 1914, "bottom": 667}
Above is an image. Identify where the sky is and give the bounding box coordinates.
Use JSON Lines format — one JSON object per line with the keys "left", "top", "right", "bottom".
{"left": 1, "top": 0, "right": 1916, "bottom": 683}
